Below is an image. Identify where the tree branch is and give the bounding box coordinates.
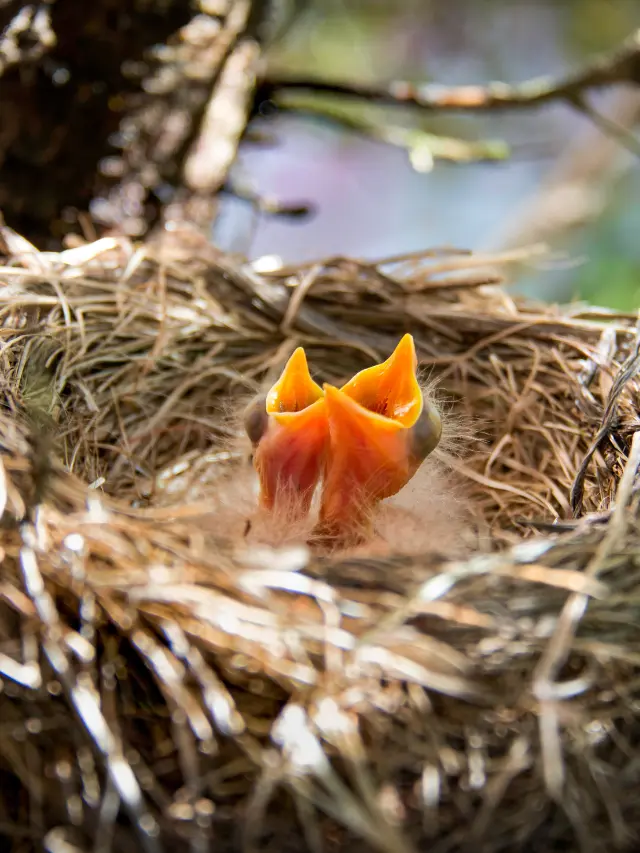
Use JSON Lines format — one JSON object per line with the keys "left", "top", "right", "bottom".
{"left": 261, "top": 28, "right": 640, "bottom": 113}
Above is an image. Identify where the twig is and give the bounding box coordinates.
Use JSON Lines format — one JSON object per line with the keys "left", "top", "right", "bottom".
{"left": 573, "top": 92, "right": 640, "bottom": 157}
{"left": 273, "top": 100, "right": 509, "bottom": 166}
{"left": 571, "top": 336, "right": 640, "bottom": 516}
{"left": 497, "top": 90, "right": 640, "bottom": 254}
{"left": 262, "top": 29, "right": 640, "bottom": 115}
{"left": 533, "top": 431, "right": 640, "bottom": 801}
{"left": 221, "top": 179, "right": 312, "bottom": 218}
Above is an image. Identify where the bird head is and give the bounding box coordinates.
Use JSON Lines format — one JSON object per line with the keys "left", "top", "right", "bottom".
{"left": 316, "top": 334, "right": 442, "bottom": 544}
{"left": 243, "top": 347, "right": 328, "bottom": 518}
{"left": 243, "top": 335, "right": 442, "bottom": 545}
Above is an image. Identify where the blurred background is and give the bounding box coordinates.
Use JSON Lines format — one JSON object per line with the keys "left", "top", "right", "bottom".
{"left": 216, "top": 0, "right": 640, "bottom": 309}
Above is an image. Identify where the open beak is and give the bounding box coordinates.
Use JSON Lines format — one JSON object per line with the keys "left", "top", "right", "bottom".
{"left": 316, "top": 334, "right": 442, "bottom": 541}
{"left": 246, "top": 347, "right": 328, "bottom": 515}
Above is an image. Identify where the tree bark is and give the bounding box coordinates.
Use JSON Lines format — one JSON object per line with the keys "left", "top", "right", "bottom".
{"left": 0, "top": 0, "right": 282, "bottom": 247}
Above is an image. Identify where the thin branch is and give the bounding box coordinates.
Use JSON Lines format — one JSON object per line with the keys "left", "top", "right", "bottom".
{"left": 572, "top": 93, "right": 640, "bottom": 157}
{"left": 221, "top": 179, "right": 312, "bottom": 217}
{"left": 274, "top": 101, "right": 509, "bottom": 166}
{"left": 496, "top": 89, "right": 640, "bottom": 257}
{"left": 262, "top": 29, "right": 640, "bottom": 114}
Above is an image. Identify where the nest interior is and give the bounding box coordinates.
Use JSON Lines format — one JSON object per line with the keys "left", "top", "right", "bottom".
{"left": 0, "top": 227, "right": 639, "bottom": 853}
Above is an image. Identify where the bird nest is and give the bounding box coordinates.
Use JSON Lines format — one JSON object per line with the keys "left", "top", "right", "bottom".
{"left": 0, "top": 224, "right": 639, "bottom": 853}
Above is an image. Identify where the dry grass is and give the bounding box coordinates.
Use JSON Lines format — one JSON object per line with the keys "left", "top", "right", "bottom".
{"left": 0, "top": 224, "right": 639, "bottom": 853}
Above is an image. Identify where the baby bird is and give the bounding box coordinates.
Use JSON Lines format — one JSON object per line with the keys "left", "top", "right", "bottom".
{"left": 243, "top": 347, "right": 328, "bottom": 519}
{"left": 244, "top": 335, "right": 442, "bottom": 547}
{"left": 317, "top": 334, "right": 442, "bottom": 543}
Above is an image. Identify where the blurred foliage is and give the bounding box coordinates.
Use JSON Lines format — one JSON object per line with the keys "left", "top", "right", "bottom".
{"left": 570, "top": 167, "right": 640, "bottom": 310}
{"left": 272, "top": 0, "right": 639, "bottom": 78}
{"left": 262, "top": 0, "right": 640, "bottom": 310}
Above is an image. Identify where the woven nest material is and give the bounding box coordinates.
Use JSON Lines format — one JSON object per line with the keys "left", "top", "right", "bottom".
{"left": 0, "top": 225, "right": 639, "bottom": 853}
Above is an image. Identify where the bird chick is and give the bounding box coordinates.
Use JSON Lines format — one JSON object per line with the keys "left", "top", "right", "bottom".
{"left": 244, "top": 335, "right": 442, "bottom": 549}
{"left": 315, "top": 334, "right": 442, "bottom": 545}
{"left": 243, "top": 347, "right": 328, "bottom": 521}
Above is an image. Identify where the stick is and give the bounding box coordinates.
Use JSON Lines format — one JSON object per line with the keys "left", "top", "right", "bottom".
{"left": 262, "top": 29, "right": 640, "bottom": 114}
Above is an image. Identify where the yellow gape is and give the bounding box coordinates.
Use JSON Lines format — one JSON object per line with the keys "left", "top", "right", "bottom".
{"left": 318, "top": 335, "right": 441, "bottom": 542}
{"left": 244, "top": 348, "right": 327, "bottom": 518}
{"left": 244, "top": 335, "right": 442, "bottom": 543}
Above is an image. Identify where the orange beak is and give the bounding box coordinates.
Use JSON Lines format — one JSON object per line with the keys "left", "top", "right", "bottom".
{"left": 245, "top": 347, "right": 328, "bottom": 516}
{"left": 316, "top": 334, "right": 442, "bottom": 542}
